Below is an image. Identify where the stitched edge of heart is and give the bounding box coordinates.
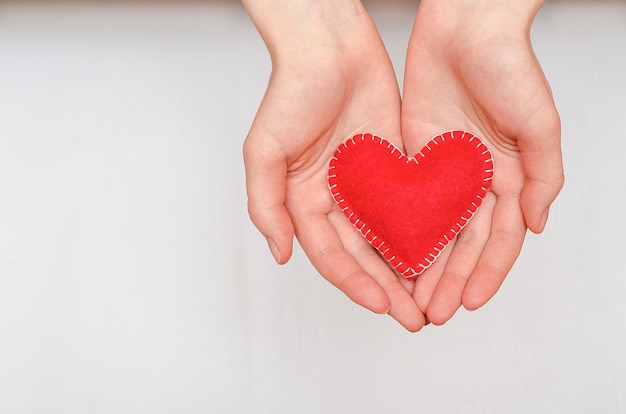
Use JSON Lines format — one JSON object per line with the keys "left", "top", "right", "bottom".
{"left": 327, "top": 131, "right": 494, "bottom": 279}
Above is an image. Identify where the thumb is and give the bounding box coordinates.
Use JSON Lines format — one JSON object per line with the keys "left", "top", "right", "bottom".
{"left": 243, "top": 130, "right": 294, "bottom": 264}
{"left": 518, "top": 107, "right": 565, "bottom": 233}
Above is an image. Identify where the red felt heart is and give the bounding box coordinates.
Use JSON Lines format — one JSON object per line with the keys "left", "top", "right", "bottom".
{"left": 328, "top": 131, "right": 494, "bottom": 279}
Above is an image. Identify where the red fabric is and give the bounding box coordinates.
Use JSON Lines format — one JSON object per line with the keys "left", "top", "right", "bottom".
{"left": 328, "top": 131, "right": 494, "bottom": 279}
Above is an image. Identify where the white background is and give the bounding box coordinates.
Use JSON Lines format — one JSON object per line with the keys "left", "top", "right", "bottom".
{"left": 1, "top": 1, "right": 625, "bottom": 413}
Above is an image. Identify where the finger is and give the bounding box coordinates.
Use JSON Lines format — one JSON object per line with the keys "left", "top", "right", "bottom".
{"left": 412, "top": 237, "right": 455, "bottom": 314}
{"left": 518, "top": 106, "right": 565, "bottom": 233}
{"left": 243, "top": 132, "right": 294, "bottom": 264}
{"left": 328, "top": 210, "right": 426, "bottom": 332}
{"left": 462, "top": 194, "right": 526, "bottom": 311}
{"left": 426, "top": 192, "right": 495, "bottom": 325}
{"left": 293, "top": 210, "right": 391, "bottom": 315}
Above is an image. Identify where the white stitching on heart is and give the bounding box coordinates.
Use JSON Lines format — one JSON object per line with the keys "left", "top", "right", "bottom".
{"left": 328, "top": 131, "right": 494, "bottom": 279}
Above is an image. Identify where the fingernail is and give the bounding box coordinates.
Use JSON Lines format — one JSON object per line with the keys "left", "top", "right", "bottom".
{"left": 538, "top": 208, "right": 549, "bottom": 232}
{"left": 267, "top": 238, "right": 281, "bottom": 264}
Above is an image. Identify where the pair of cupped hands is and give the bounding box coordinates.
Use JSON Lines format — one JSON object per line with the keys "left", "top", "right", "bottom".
{"left": 242, "top": 0, "right": 564, "bottom": 331}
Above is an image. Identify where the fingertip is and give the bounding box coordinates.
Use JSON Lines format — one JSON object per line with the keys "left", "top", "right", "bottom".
{"left": 425, "top": 316, "right": 447, "bottom": 327}
{"left": 369, "top": 300, "right": 391, "bottom": 316}
{"left": 424, "top": 271, "right": 465, "bottom": 326}
{"left": 426, "top": 298, "right": 460, "bottom": 325}
{"left": 461, "top": 278, "right": 497, "bottom": 312}
{"left": 461, "top": 295, "right": 485, "bottom": 312}
{"left": 402, "top": 318, "right": 426, "bottom": 333}
{"left": 266, "top": 237, "right": 293, "bottom": 265}
{"left": 521, "top": 175, "right": 561, "bottom": 232}
{"left": 426, "top": 311, "right": 454, "bottom": 326}
{"left": 386, "top": 286, "right": 427, "bottom": 332}
{"left": 523, "top": 205, "right": 549, "bottom": 234}
{"left": 533, "top": 208, "right": 550, "bottom": 234}
{"left": 251, "top": 211, "right": 294, "bottom": 264}
{"left": 520, "top": 174, "right": 564, "bottom": 233}
{"left": 367, "top": 290, "right": 392, "bottom": 315}
{"left": 247, "top": 199, "right": 295, "bottom": 264}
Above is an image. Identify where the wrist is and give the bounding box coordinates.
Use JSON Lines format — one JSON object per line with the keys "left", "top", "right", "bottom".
{"left": 243, "top": 0, "right": 366, "bottom": 62}
{"left": 417, "top": 0, "right": 544, "bottom": 39}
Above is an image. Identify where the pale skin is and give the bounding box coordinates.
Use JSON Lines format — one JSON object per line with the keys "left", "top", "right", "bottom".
{"left": 401, "top": 0, "right": 564, "bottom": 324}
{"left": 242, "top": 0, "right": 427, "bottom": 331}
{"left": 242, "top": 0, "right": 564, "bottom": 330}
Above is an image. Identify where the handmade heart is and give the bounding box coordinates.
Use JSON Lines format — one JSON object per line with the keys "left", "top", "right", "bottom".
{"left": 328, "top": 131, "right": 494, "bottom": 279}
